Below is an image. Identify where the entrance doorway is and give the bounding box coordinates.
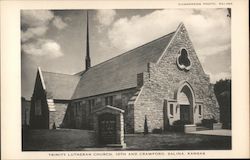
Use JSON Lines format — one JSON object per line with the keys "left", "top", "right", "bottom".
{"left": 180, "top": 105, "right": 192, "bottom": 124}
{"left": 176, "top": 81, "right": 195, "bottom": 124}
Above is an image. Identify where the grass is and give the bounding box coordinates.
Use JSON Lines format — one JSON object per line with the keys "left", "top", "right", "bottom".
{"left": 125, "top": 132, "right": 231, "bottom": 150}
{"left": 22, "top": 129, "right": 231, "bottom": 151}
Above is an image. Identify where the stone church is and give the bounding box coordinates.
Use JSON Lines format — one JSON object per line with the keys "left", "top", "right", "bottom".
{"left": 29, "top": 14, "right": 220, "bottom": 133}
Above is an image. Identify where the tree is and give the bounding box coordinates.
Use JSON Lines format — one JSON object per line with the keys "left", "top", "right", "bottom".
{"left": 144, "top": 115, "right": 149, "bottom": 135}
{"left": 52, "top": 122, "right": 57, "bottom": 129}
{"left": 214, "top": 79, "right": 231, "bottom": 129}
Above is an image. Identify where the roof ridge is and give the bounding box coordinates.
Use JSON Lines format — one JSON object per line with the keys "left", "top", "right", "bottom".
{"left": 74, "top": 70, "right": 87, "bottom": 76}
{"left": 80, "top": 31, "right": 175, "bottom": 72}
{"left": 42, "top": 70, "right": 79, "bottom": 77}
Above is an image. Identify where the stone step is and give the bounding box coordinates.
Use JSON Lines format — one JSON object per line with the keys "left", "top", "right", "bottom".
{"left": 196, "top": 126, "right": 210, "bottom": 131}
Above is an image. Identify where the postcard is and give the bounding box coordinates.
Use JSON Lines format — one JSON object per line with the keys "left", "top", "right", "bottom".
{"left": 1, "top": 0, "right": 249, "bottom": 159}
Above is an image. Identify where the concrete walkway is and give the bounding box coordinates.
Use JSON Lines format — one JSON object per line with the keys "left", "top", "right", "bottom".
{"left": 188, "top": 129, "right": 231, "bottom": 136}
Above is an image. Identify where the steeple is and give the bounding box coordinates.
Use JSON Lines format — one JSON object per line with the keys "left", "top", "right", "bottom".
{"left": 85, "top": 10, "right": 91, "bottom": 70}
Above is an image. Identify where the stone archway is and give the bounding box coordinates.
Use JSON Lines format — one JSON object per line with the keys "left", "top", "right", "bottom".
{"left": 176, "top": 81, "right": 195, "bottom": 124}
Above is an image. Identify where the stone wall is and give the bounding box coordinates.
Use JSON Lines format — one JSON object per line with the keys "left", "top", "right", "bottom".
{"left": 63, "top": 88, "right": 137, "bottom": 133}
{"left": 134, "top": 24, "right": 219, "bottom": 132}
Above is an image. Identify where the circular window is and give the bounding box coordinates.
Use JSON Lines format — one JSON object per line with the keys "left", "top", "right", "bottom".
{"left": 176, "top": 48, "right": 192, "bottom": 71}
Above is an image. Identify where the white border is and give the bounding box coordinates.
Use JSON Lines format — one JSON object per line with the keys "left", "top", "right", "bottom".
{"left": 1, "top": 0, "right": 249, "bottom": 159}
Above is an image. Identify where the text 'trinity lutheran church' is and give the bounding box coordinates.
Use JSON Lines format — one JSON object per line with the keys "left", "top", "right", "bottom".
{"left": 29, "top": 12, "right": 220, "bottom": 133}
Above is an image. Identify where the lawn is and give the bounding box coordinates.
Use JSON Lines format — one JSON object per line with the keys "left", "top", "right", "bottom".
{"left": 22, "top": 129, "right": 231, "bottom": 151}
{"left": 125, "top": 132, "right": 231, "bottom": 150}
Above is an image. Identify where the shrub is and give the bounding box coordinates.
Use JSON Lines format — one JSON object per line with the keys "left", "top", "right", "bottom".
{"left": 52, "top": 122, "right": 57, "bottom": 129}
{"left": 152, "top": 128, "right": 163, "bottom": 134}
{"left": 143, "top": 115, "right": 148, "bottom": 135}
{"left": 164, "top": 117, "right": 170, "bottom": 131}
{"left": 201, "top": 118, "right": 217, "bottom": 129}
{"left": 172, "top": 120, "right": 186, "bottom": 126}
{"left": 171, "top": 120, "right": 186, "bottom": 132}
{"left": 196, "top": 123, "right": 203, "bottom": 127}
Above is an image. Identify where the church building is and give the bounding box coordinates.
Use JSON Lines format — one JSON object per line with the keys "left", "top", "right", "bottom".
{"left": 29, "top": 13, "right": 220, "bottom": 133}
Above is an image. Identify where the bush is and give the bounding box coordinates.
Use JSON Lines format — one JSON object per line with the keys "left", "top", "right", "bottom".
{"left": 201, "top": 118, "right": 217, "bottom": 129}
{"left": 196, "top": 123, "right": 202, "bottom": 127}
{"left": 143, "top": 115, "right": 148, "bottom": 135}
{"left": 152, "top": 128, "right": 163, "bottom": 134}
{"left": 171, "top": 120, "right": 186, "bottom": 132}
{"left": 172, "top": 120, "right": 186, "bottom": 126}
{"left": 52, "top": 122, "right": 57, "bottom": 129}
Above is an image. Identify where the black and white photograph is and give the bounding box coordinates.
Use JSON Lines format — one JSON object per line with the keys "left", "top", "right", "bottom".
{"left": 1, "top": 0, "right": 250, "bottom": 159}
{"left": 21, "top": 9, "right": 232, "bottom": 151}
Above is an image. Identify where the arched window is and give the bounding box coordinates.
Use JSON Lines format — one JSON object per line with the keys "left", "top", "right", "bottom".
{"left": 198, "top": 105, "right": 202, "bottom": 115}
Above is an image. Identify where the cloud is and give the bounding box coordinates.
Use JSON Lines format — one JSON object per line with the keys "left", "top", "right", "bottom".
{"left": 196, "top": 43, "right": 231, "bottom": 63}
{"left": 21, "top": 10, "right": 54, "bottom": 27}
{"left": 105, "top": 9, "right": 231, "bottom": 81}
{"left": 96, "top": 10, "right": 116, "bottom": 27}
{"left": 21, "top": 10, "right": 67, "bottom": 42}
{"left": 21, "top": 26, "right": 48, "bottom": 42}
{"left": 21, "top": 10, "right": 54, "bottom": 42}
{"left": 22, "top": 39, "right": 63, "bottom": 58}
{"left": 53, "top": 16, "right": 67, "bottom": 29}
{"left": 208, "top": 72, "right": 231, "bottom": 83}
{"left": 107, "top": 9, "right": 231, "bottom": 56}
{"left": 21, "top": 10, "right": 67, "bottom": 57}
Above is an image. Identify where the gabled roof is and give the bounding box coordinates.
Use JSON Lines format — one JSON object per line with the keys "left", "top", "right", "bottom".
{"left": 72, "top": 31, "right": 175, "bottom": 99}
{"left": 40, "top": 71, "right": 80, "bottom": 100}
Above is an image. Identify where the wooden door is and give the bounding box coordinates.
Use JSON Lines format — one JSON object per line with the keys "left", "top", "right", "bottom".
{"left": 180, "top": 105, "right": 191, "bottom": 124}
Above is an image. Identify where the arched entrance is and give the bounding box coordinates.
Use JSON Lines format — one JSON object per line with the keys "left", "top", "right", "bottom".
{"left": 176, "top": 82, "right": 195, "bottom": 124}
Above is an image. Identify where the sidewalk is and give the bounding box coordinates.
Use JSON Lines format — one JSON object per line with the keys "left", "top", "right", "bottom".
{"left": 188, "top": 129, "right": 231, "bottom": 136}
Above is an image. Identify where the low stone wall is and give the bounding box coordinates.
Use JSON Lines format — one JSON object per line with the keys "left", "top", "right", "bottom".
{"left": 213, "top": 123, "right": 222, "bottom": 130}
{"left": 184, "top": 124, "right": 197, "bottom": 133}
{"left": 22, "top": 129, "right": 96, "bottom": 151}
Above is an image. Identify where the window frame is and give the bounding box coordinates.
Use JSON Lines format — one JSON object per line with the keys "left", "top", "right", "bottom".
{"left": 88, "top": 99, "right": 95, "bottom": 113}
{"left": 198, "top": 105, "right": 202, "bottom": 115}
{"left": 169, "top": 103, "right": 174, "bottom": 116}
{"left": 105, "top": 96, "right": 114, "bottom": 106}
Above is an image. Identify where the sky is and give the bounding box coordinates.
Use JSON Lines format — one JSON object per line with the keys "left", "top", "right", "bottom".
{"left": 21, "top": 9, "right": 231, "bottom": 99}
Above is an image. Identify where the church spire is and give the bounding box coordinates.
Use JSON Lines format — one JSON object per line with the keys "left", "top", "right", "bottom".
{"left": 85, "top": 10, "right": 91, "bottom": 70}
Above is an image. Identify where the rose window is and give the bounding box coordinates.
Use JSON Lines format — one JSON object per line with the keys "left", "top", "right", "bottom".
{"left": 176, "top": 48, "right": 191, "bottom": 71}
